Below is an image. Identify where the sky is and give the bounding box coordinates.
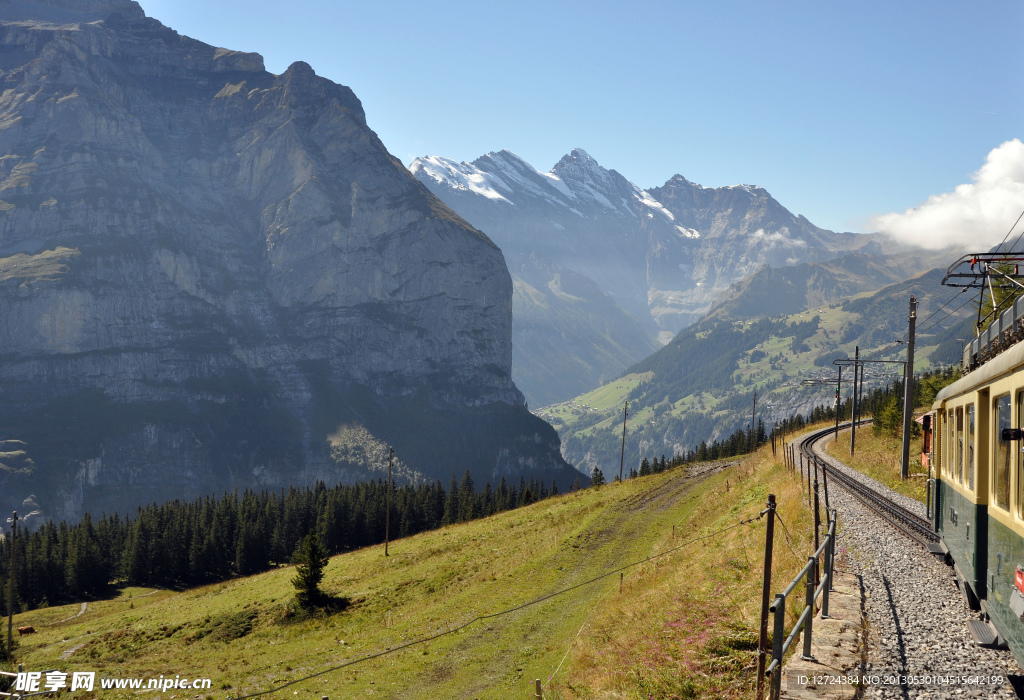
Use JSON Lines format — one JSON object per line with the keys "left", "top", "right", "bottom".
{"left": 138, "top": 0, "right": 1023, "bottom": 240}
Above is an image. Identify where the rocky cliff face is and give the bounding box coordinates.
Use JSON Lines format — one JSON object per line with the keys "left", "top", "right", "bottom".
{"left": 0, "top": 0, "right": 580, "bottom": 522}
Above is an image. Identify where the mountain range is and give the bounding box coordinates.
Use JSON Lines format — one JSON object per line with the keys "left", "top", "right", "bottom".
{"left": 0, "top": 0, "right": 580, "bottom": 522}
{"left": 411, "top": 148, "right": 886, "bottom": 405}
{"left": 540, "top": 267, "right": 973, "bottom": 476}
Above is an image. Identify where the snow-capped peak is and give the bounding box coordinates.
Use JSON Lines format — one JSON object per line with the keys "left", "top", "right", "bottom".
{"left": 409, "top": 155, "right": 513, "bottom": 203}
{"left": 412, "top": 148, "right": 683, "bottom": 229}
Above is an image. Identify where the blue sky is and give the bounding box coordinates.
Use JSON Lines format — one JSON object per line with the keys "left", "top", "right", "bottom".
{"left": 138, "top": 0, "right": 1022, "bottom": 234}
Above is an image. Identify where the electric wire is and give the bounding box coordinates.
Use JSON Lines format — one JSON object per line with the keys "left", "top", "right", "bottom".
{"left": 1000, "top": 206, "right": 1024, "bottom": 252}
{"left": 229, "top": 511, "right": 767, "bottom": 700}
{"left": 542, "top": 582, "right": 615, "bottom": 688}
{"left": 861, "top": 287, "right": 969, "bottom": 361}
{"left": 772, "top": 510, "right": 802, "bottom": 562}
{"left": 915, "top": 292, "right": 980, "bottom": 336}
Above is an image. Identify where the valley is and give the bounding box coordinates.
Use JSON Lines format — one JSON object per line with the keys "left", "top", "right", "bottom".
{"left": 540, "top": 268, "right": 973, "bottom": 477}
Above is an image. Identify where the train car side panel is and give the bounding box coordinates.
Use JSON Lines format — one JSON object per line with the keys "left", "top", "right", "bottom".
{"left": 987, "top": 515, "right": 1024, "bottom": 668}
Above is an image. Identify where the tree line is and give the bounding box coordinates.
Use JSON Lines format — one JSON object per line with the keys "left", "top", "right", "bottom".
{"left": 0, "top": 471, "right": 570, "bottom": 617}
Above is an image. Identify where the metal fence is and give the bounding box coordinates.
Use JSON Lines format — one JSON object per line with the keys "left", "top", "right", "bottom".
{"left": 764, "top": 509, "right": 838, "bottom": 700}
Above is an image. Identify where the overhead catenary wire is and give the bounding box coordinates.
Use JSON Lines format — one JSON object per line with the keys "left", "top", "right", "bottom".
{"left": 915, "top": 292, "right": 981, "bottom": 337}
{"left": 1000, "top": 206, "right": 1024, "bottom": 252}
{"left": 861, "top": 287, "right": 970, "bottom": 361}
{"left": 229, "top": 511, "right": 768, "bottom": 700}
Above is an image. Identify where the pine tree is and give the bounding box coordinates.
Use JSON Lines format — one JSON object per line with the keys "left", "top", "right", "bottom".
{"left": 591, "top": 467, "right": 605, "bottom": 487}
{"left": 291, "top": 532, "right": 330, "bottom": 606}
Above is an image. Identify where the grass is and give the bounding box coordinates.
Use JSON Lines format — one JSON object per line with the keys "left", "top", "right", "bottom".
{"left": 1, "top": 440, "right": 826, "bottom": 700}
{"left": 823, "top": 424, "right": 927, "bottom": 503}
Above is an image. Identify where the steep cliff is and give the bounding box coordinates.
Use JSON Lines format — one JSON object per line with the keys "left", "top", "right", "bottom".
{"left": 0, "top": 0, "right": 580, "bottom": 521}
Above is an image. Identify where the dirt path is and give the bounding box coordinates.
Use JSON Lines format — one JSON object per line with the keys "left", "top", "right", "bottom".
{"left": 58, "top": 602, "right": 86, "bottom": 623}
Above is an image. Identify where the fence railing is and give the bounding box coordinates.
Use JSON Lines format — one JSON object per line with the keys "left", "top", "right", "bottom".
{"left": 764, "top": 509, "right": 837, "bottom": 700}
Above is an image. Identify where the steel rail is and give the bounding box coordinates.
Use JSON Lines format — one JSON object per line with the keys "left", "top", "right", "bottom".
{"left": 798, "top": 423, "right": 938, "bottom": 548}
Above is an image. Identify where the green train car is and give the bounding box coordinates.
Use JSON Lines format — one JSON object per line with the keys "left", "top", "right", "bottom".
{"left": 933, "top": 341, "right": 1024, "bottom": 662}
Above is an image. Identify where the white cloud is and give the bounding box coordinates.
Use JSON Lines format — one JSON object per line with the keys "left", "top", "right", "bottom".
{"left": 872, "top": 139, "right": 1024, "bottom": 251}
{"left": 751, "top": 227, "right": 807, "bottom": 247}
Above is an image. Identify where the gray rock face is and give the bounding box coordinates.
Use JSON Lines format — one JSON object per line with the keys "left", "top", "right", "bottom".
{"left": 0, "top": 0, "right": 580, "bottom": 521}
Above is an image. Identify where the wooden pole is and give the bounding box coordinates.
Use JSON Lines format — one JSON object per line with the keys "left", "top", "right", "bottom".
{"left": 384, "top": 448, "right": 393, "bottom": 557}
{"left": 6, "top": 511, "right": 16, "bottom": 661}
{"left": 834, "top": 365, "right": 843, "bottom": 444}
{"left": 807, "top": 452, "right": 812, "bottom": 507}
{"left": 619, "top": 401, "right": 628, "bottom": 482}
{"left": 748, "top": 390, "right": 758, "bottom": 454}
{"left": 850, "top": 346, "right": 859, "bottom": 456}
{"left": 535, "top": 679, "right": 543, "bottom": 698}
{"left": 813, "top": 480, "right": 821, "bottom": 585}
{"left": 756, "top": 495, "right": 776, "bottom": 700}
{"left": 900, "top": 295, "right": 917, "bottom": 479}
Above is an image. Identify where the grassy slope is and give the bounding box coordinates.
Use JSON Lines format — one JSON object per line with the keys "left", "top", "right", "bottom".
{"left": 4, "top": 443, "right": 823, "bottom": 700}
{"left": 824, "top": 427, "right": 927, "bottom": 503}
{"left": 542, "top": 268, "right": 972, "bottom": 473}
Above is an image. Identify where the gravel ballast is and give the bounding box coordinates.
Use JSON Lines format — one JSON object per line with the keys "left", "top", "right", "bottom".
{"left": 801, "top": 432, "right": 1022, "bottom": 699}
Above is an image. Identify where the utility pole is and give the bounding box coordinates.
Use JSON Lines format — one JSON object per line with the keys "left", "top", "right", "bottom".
{"left": 901, "top": 296, "right": 917, "bottom": 479}
{"left": 755, "top": 494, "right": 776, "bottom": 700}
{"left": 834, "top": 365, "right": 843, "bottom": 443}
{"left": 748, "top": 390, "right": 758, "bottom": 454}
{"left": 6, "top": 511, "right": 16, "bottom": 661}
{"left": 384, "top": 449, "right": 393, "bottom": 557}
{"left": 619, "top": 401, "right": 628, "bottom": 482}
{"left": 850, "top": 346, "right": 859, "bottom": 456}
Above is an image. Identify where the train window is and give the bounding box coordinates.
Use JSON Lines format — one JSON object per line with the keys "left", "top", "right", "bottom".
{"left": 967, "top": 404, "right": 975, "bottom": 491}
{"left": 948, "top": 409, "right": 954, "bottom": 477}
{"left": 995, "top": 394, "right": 1011, "bottom": 511}
{"left": 956, "top": 407, "right": 964, "bottom": 484}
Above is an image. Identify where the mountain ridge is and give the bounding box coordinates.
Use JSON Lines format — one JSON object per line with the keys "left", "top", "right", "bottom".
{"left": 0, "top": 0, "right": 581, "bottom": 521}
{"left": 411, "top": 147, "right": 877, "bottom": 405}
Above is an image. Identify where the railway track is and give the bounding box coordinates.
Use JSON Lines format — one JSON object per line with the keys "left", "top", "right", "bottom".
{"left": 797, "top": 422, "right": 941, "bottom": 550}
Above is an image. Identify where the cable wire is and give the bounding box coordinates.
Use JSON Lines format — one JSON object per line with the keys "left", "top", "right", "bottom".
{"left": 229, "top": 512, "right": 767, "bottom": 700}
{"left": 862, "top": 287, "right": 969, "bottom": 361}
{"left": 915, "top": 293, "right": 979, "bottom": 336}
{"left": 1000, "top": 206, "right": 1024, "bottom": 251}
{"left": 543, "top": 582, "right": 615, "bottom": 688}
{"left": 772, "top": 510, "right": 802, "bottom": 562}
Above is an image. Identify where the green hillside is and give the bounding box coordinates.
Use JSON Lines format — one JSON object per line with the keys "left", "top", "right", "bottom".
{"left": 3, "top": 451, "right": 817, "bottom": 700}
{"left": 541, "top": 268, "right": 973, "bottom": 476}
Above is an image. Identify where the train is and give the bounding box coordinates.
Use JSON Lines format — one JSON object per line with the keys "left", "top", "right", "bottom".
{"left": 929, "top": 334, "right": 1024, "bottom": 664}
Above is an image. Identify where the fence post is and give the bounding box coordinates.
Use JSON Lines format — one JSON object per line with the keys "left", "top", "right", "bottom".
{"left": 821, "top": 457, "right": 830, "bottom": 513}
{"left": 756, "top": 495, "right": 776, "bottom": 700}
{"left": 801, "top": 556, "right": 816, "bottom": 661}
{"left": 813, "top": 480, "right": 821, "bottom": 581}
{"left": 829, "top": 511, "right": 837, "bottom": 588}
{"left": 770, "top": 594, "right": 785, "bottom": 700}
{"left": 534, "top": 678, "right": 543, "bottom": 698}
{"left": 806, "top": 454, "right": 812, "bottom": 507}
{"left": 821, "top": 524, "right": 833, "bottom": 619}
